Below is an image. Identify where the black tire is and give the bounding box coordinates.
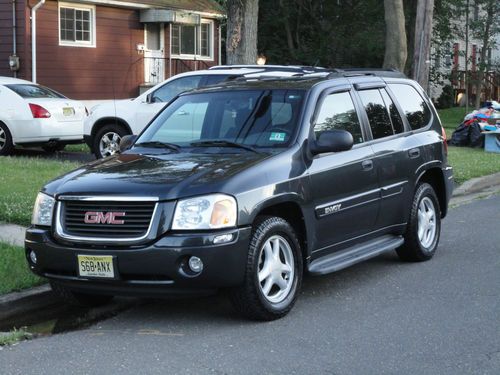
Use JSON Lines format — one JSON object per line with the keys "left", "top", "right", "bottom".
{"left": 0, "top": 122, "right": 14, "bottom": 156}
{"left": 93, "top": 124, "right": 129, "bottom": 159}
{"left": 230, "top": 216, "right": 303, "bottom": 321}
{"left": 42, "top": 143, "right": 66, "bottom": 153}
{"left": 50, "top": 281, "right": 113, "bottom": 307}
{"left": 396, "top": 183, "right": 441, "bottom": 262}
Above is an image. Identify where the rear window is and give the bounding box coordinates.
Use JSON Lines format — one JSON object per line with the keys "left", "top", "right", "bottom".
{"left": 388, "top": 83, "right": 431, "bottom": 130}
{"left": 5, "top": 84, "right": 66, "bottom": 99}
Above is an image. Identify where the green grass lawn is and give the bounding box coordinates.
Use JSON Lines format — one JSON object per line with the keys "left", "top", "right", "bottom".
{"left": 0, "top": 157, "right": 80, "bottom": 226}
{"left": 64, "top": 143, "right": 91, "bottom": 153}
{"left": 0, "top": 242, "right": 43, "bottom": 295}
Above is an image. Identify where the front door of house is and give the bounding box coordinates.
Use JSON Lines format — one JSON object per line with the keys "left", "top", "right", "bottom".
{"left": 144, "top": 23, "right": 165, "bottom": 85}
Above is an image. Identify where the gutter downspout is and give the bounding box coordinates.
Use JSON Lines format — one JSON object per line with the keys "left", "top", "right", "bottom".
{"left": 31, "top": 0, "right": 45, "bottom": 83}
{"left": 12, "top": 0, "right": 17, "bottom": 77}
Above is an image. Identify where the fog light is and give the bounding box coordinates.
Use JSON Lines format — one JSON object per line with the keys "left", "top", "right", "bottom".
{"left": 213, "top": 233, "right": 233, "bottom": 244}
{"left": 29, "top": 250, "right": 37, "bottom": 264}
{"left": 188, "top": 256, "right": 203, "bottom": 273}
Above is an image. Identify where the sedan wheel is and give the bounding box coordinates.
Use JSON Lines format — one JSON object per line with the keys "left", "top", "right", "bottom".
{"left": 0, "top": 123, "right": 14, "bottom": 156}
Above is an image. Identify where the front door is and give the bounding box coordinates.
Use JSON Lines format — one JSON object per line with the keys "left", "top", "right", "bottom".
{"left": 308, "top": 89, "right": 380, "bottom": 258}
{"left": 144, "top": 23, "right": 165, "bottom": 85}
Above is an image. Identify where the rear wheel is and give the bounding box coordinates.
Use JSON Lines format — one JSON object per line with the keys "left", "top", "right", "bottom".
{"left": 230, "top": 216, "right": 303, "bottom": 321}
{"left": 50, "top": 281, "right": 113, "bottom": 307}
{"left": 93, "top": 124, "right": 128, "bottom": 159}
{"left": 396, "top": 183, "right": 441, "bottom": 262}
{"left": 0, "top": 122, "right": 14, "bottom": 156}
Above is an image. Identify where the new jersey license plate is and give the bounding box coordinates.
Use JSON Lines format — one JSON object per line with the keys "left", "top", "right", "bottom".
{"left": 77, "top": 255, "right": 114, "bottom": 278}
{"left": 63, "top": 107, "right": 75, "bottom": 116}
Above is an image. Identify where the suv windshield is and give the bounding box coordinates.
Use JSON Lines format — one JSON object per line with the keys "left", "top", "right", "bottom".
{"left": 5, "top": 84, "right": 66, "bottom": 99}
{"left": 136, "top": 89, "right": 305, "bottom": 149}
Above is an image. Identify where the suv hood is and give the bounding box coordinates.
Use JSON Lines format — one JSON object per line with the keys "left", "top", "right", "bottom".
{"left": 45, "top": 151, "right": 270, "bottom": 201}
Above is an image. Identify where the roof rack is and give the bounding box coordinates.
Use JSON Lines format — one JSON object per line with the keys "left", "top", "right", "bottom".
{"left": 209, "top": 65, "right": 328, "bottom": 73}
{"left": 326, "top": 68, "right": 406, "bottom": 79}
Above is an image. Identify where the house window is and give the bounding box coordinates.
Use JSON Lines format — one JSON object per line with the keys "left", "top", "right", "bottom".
{"left": 59, "top": 2, "right": 95, "bottom": 47}
{"left": 171, "top": 20, "right": 213, "bottom": 59}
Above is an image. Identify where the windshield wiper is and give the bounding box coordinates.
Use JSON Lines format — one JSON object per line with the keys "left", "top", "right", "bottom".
{"left": 190, "top": 140, "right": 260, "bottom": 154}
{"left": 134, "top": 141, "right": 180, "bottom": 152}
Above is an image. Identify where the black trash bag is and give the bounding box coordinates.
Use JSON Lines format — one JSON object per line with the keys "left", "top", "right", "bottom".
{"left": 450, "top": 122, "right": 470, "bottom": 146}
{"left": 469, "top": 122, "right": 484, "bottom": 148}
{"left": 449, "top": 121, "right": 484, "bottom": 148}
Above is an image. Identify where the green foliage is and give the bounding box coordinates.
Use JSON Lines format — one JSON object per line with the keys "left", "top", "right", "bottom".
{"left": 436, "top": 85, "right": 455, "bottom": 109}
{"left": 258, "top": 0, "right": 385, "bottom": 68}
{"left": 0, "top": 242, "right": 44, "bottom": 295}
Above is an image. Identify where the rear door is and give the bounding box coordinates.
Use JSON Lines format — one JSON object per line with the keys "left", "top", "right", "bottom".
{"left": 308, "top": 88, "right": 380, "bottom": 257}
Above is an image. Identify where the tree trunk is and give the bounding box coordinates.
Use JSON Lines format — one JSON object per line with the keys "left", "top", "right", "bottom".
{"left": 226, "top": 0, "right": 259, "bottom": 64}
{"left": 383, "top": 0, "right": 407, "bottom": 72}
{"left": 412, "top": 0, "right": 434, "bottom": 92}
{"left": 474, "top": 1, "right": 494, "bottom": 108}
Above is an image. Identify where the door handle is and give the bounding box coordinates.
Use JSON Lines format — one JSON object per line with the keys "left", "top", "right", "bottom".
{"left": 362, "top": 160, "right": 373, "bottom": 171}
{"left": 408, "top": 148, "right": 420, "bottom": 158}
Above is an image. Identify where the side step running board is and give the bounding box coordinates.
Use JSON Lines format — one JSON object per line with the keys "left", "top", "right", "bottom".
{"left": 308, "top": 235, "right": 404, "bottom": 275}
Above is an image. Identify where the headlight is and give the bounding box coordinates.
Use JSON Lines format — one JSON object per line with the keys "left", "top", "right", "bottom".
{"left": 31, "top": 192, "right": 55, "bottom": 226}
{"left": 172, "top": 194, "right": 237, "bottom": 230}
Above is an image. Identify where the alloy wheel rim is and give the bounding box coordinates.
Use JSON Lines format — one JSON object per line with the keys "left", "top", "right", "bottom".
{"left": 0, "top": 128, "right": 6, "bottom": 150}
{"left": 417, "top": 196, "right": 437, "bottom": 249}
{"left": 99, "top": 132, "right": 121, "bottom": 157}
{"left": 257, "top": 235, "right": 295, "bottom": 304}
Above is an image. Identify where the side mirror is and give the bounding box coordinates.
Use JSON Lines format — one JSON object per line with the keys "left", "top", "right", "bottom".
{"left": 146, "top": 93, "right": 154, "bottom": 103}
{"left": 310, "top": 129, "right": 353, "bottom": 155}
{"left": 119, "top": 134, "right": 138, "bottom": 153}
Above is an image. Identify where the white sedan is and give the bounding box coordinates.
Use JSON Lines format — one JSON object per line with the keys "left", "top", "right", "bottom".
{"left": 0, "top": 77, "right": 86, "bottom": 155}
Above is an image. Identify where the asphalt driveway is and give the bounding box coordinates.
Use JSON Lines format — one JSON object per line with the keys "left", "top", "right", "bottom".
{"left": 1, "top": 195, "right": 499, "bottom": 375}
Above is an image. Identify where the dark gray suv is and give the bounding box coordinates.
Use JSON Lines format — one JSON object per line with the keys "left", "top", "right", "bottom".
{"left": 26, "top": 69, "right": 453, "bottom": 320}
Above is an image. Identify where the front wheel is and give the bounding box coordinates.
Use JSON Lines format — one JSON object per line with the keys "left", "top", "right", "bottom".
{"left": 50, "top": 281, "right": 114, "bottom": 307}
{"left": 230, "top": 216, "right": 303, "bottom": 321}
{"left": 396, "top": 183, "right": 441, "bottom": 262}
{"left": 93, "top": 124, "right": 128, "bottom": 159}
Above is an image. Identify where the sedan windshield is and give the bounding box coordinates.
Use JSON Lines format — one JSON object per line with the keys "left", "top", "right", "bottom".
{"left": 136, "top": 89, "right": 305, "bottom": 149}
{"left": 5, "top": 84, "right": 66, "bottom": 99}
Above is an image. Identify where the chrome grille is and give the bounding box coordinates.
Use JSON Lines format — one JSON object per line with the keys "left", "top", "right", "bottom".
{"left": 58, "top": 199, "right": 157, "bottom": 241}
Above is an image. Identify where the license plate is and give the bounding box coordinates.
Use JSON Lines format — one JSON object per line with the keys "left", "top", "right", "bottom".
{"left": 77, "top": 255, "right": 114, "bottom": 278}
{"left": 63, "top": 107, "right": 75, "bottom": 116}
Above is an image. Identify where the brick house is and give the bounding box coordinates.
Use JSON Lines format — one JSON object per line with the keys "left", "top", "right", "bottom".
{"left": 0, "top": 0, "right": 225, "bottom": 99}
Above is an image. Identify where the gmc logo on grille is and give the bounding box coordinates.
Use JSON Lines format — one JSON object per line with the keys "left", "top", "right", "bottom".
{"left": 84, "top": 211, "right": 125, "bottom": 225}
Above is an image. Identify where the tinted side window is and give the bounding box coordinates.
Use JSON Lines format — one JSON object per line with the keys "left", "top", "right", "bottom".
{"left": 380, "top": 89, "right": 404, "bottom": 134}
{"left": 358, "top": 89, "right": 394, "bottom": 139}
{"left": 388, "top": 83, "right": 431, "bottom": 130}
{"left": 152, "top": 76, "right": 203, "bottom": 103}
{"left": 314, "top": 91, "right": 363, "bottom": 144}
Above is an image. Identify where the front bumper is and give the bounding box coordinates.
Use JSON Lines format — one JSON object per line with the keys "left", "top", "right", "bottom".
{"left": 25, "top": 227, "right": 252, "bottom": 297}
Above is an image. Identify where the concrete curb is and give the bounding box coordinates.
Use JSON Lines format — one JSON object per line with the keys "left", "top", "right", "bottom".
{"left": 0, "top": 285, "right": 59, "bottom": 330}
{"left": 0, "top": 172, "right": 499, "bottom": 329}
{"left": 452, "top": 172, "right": 500, "bottom": 197}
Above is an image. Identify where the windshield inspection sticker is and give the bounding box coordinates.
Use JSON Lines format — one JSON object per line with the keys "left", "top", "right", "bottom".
{"left": 269, "top": 132, "right": 286, "bottom": 142}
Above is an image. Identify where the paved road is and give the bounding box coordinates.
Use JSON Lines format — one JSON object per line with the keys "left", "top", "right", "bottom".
{"left": 1, "top": 195, "right": 499, "bottom": 375}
